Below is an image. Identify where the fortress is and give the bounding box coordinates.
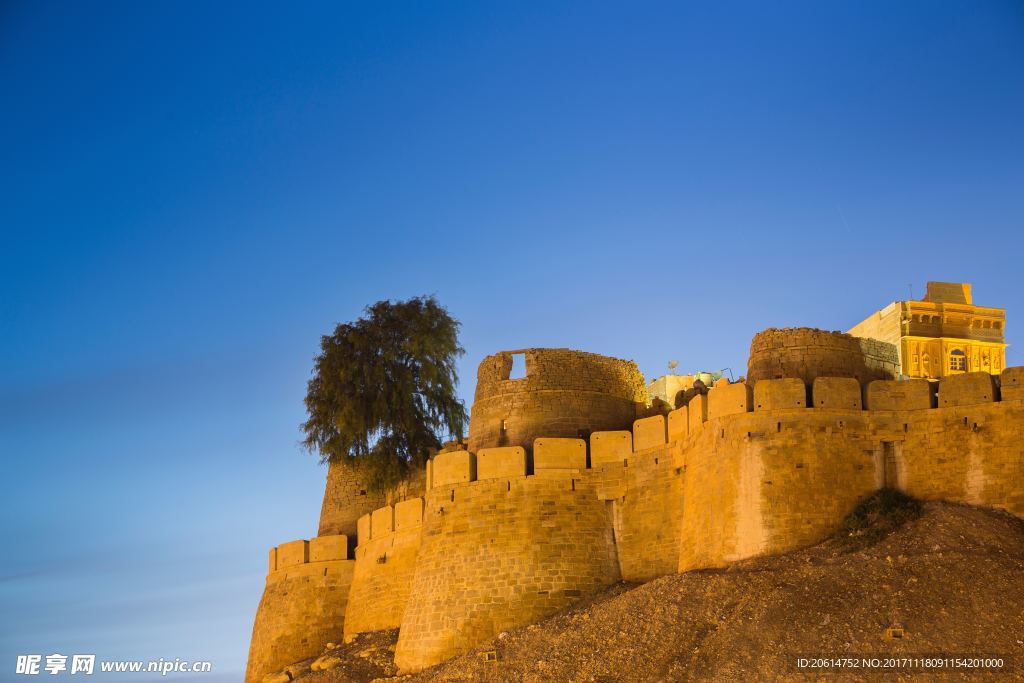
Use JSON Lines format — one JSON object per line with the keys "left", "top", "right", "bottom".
{"left": 245, "top": 283, "right": 1023, "bottom": 682}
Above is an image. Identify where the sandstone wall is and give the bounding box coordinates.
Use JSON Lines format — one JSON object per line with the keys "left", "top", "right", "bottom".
{"left": 317, "top": 461, "right": 387, "bottom": 538}
{"left": 591, "top": 432, "right": 685, "bottom": 581}
{"left": 396, "top": 373, "right": 1021, "bottom": 668}
{"left": 468, "top": 348, "right": 647, "bottom": 452}
{"left": 343, "top": 499, "right": 424, "bottom": 641}
{"left": 393, "top": 458, "right": 620, "bottom": 672}
{"left": 673, "top": 368, "right": 1024, "bottom": 572}
{"left": 747, "top": 328, "right": 899, "bottom": 385}
{"left": 245, "top": 536, "right": 354, "bottom": 682}
{"left": 878, "top": 402, "right": 1024, "bottom": 514}
{"left": 318, "top": 461, "right": 425, "bottom": 540}
{"left": 677, "top": 406, "right": 878, "bottom": 571}
{"left": 252, "top": 362, "right": 1024, "bottom": 678}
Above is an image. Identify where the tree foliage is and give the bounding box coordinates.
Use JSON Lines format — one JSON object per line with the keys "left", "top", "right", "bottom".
{"left": 301, "top": 296, "right": 467, "bottom": 491}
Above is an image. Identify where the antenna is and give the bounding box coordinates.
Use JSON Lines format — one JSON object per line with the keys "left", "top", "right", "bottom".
{"left": 668, "top": 359, "right": 678, "bottom": 375}
{"left": 908, "top": 283, "right": 914, "bottom": 301}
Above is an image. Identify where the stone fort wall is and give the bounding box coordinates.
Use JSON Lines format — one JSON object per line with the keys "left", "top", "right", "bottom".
{"left": 393, "top": 451, "right": 620, "bottom": 672}
{"left": 674, "top": 370, "right": 1024, "bottom": 571}
{"left": 590, "top": 427, "right": 685, "bottom": 582}
{"left": 385, "top": 368, "right": 1023, "bottom": 672}
{"left": 342, "top": 498, "right": 424, "bottom": 641}
{"left": 246, "top": 343, "right": 1024, "bottom": 680}
{"left": 245, "top": 536, "right": 353, "bottom": 682}
{"left": 317, "top": 461, "right": 425, "bottom": 540}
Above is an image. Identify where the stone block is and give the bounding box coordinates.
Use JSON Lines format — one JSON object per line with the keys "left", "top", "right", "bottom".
{"left": 688, "top": 394, "right": 708, "bottom": 432}
{"left": 268, "top": 546, "right": 277, "bottom": 573}
{"left": 534, "top": 438, "right": 587, "bottom": 470}
{"left": 667, "top": 407, "right": 687, "bottom": 441}
{"left": 532, "top": 468, "right": 580, "bottom": 479}
{"left": 426, "top": 459, "right": 433, "bottom": 490}
{"left": 707, "top": 382, "right": 752, "bottom": 419}
{"left": 370, "top": 506, "right": 394, "bottom": 539}
{"left": 432, "top": 450, "right": 476, "bottom": 487}
{"left": 357, "top": 514, "right": 370, "bottom": 546}
{"left": 310, "top": 535, "right": 348, "bottom": 562}
{"left": 476, "top": 446, "right": 527, "bottom": 480}
{"left": 864, "top": 379, "right": 933, "bottom": 411}
{"left": 938, "top": 372, "right": 997, "bottom": 407}
{"left": 1001, "top": 366, "right": 1024, "bottom": 401}
{"left": 589, "top": 431, "right": 631, "bottom": 466}
{"left": 812, "top": 377, "right": 862, "bottom": 410}
{"left": 277, "top": 539, "right": 309, "bottom": 568}
{"left": 283, "top": 660, "right": 313, "bottom": 679}
{"left": 754, "top": 378, "right": 806, "bottom": 411}
{"left": 632, "top": 415, "right": 667, "bottom": 451}
{"left": 395, "top": 497, "right": 424, "bottom": 530}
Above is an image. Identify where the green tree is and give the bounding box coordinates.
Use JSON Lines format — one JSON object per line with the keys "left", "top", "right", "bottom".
{"left": 301, "top": 296, "right": 467, "bottom": 492}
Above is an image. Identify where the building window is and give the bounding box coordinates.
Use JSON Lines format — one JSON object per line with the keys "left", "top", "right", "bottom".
{"left": 949, "top": 349, "right": 967, "bottom": 372}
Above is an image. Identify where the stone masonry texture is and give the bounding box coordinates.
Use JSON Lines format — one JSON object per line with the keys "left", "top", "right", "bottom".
{"left": 318, "top": 461, "right": 425, "bottom": 540}
{"left": 244, "top": 553, "right": 354, "bottom": 682}
{"left": 468, "top": 348, "right": 647, "bottom": 453}
{"left": 393, "top": 475, "right": 620, "bottom": 672}
{"left": 246, "top": 338, "right": 1024, "bottom": 680}
{"left": 747, "top": 328, "right": 899, "bottom": 385}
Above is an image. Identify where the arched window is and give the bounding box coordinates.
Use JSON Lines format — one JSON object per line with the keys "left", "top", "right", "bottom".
{"left": 949, "top": 349, "right": 967, "bottom": 372}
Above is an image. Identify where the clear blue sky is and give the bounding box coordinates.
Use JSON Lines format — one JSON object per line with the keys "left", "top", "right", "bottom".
{"left": 2, "top": 1, "right": 1022, "bottom": 679}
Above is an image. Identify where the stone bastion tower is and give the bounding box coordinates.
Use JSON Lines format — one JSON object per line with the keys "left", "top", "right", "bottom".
{"left": 468, "top": 348, "right": 648, "bottom": 453}
{"left": 747, "top": 327, "right": 900, "bottom": 386}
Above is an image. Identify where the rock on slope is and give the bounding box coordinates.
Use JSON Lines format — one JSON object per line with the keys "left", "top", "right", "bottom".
{"left": 298, "top": 501, "right": 1024, "bottom": 682}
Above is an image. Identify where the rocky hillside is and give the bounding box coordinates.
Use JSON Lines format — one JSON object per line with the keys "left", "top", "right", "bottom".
{"left": 288, "top": 498, "right": 1024, "bottom": 682}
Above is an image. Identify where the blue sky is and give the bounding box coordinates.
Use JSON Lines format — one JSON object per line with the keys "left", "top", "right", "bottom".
{"left": 2, "top": 1, "right": 1022, "bottom": 679}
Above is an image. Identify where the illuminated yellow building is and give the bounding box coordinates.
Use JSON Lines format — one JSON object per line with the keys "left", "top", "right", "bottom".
{"left": 848, "top": 282, "right": 1006, "bottom": 380}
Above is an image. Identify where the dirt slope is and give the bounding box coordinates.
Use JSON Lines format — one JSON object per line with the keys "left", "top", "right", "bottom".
{"left": 300, "top": 501, "right": 1024, "bottom": 682}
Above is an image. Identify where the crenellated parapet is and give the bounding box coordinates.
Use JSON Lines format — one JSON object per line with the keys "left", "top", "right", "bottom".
{"left": 396, "top": 364, "right": 1024, "bottom": 668}
{"left": 317, "top": 460, "right": 425, "bottom": 540}
{"left": 343, "top": 498, "right": 425, "bottom": 641}
{"left": 669, "top": 368, "right": 1024, "bottom": 572}
{"left": 245, "top": 535, "right": 354, "bottom": 682}
{"left": 247, "top": 335, "right": 1024, "bottom": 680}
{"left": 393, "top": 443, "right": 621, "bottom": 672}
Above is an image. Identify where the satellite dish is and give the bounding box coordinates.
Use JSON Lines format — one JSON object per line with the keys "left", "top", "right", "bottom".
{"left": 668, "top": 359, "right": 679, "bottom": 374}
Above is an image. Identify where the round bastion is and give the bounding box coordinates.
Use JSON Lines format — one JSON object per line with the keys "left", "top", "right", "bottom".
{"left": 467, "top": 348, "right": 648, "bottom": 452}
{"left": 747, "top": 327, "right": 899, "bottom": 386}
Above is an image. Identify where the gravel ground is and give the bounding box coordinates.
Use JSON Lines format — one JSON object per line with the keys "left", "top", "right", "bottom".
{"left": 299, "top": 501, "right": 1024, "bottom": 682}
